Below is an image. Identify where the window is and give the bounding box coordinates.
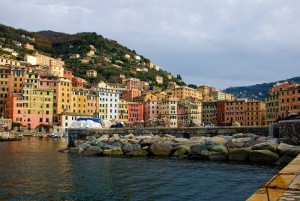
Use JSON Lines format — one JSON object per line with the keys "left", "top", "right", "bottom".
{"left": 40, "top": 118, "right": 42, "bottom": 122}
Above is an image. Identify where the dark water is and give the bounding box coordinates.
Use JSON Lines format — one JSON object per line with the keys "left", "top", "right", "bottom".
{"left": 0, "top": 137, "right": 282, "bottom": 201}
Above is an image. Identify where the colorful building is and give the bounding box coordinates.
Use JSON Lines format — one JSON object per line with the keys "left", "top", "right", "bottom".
{"left": 118, "top": 100, "right": 128, "bottom": 122}
{"left": 128, "top": 102, "right": 143, "bottom": 123}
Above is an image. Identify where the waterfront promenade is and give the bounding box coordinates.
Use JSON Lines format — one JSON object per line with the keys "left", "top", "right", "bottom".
{"left": 248, "top": 154, "right": 300, "bottom": 201}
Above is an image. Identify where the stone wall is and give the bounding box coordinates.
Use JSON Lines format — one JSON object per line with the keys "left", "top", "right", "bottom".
{"left": 279, "top": 120, "right": 300, "bottom": 145}
{"left": 67, "top": 126, "right": 269, "bottom": 147}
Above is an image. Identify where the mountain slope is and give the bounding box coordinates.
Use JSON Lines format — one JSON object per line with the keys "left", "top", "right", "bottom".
{"left": 224, "top": 77, "right": 300, "bottom": 100}
{"left": 0, "top": 23, "right": 184, "bottom": 87}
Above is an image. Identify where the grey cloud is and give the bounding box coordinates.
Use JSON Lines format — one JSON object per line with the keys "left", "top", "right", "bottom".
{"left": 1, "top": 0, "right": 300, "bottom": 89}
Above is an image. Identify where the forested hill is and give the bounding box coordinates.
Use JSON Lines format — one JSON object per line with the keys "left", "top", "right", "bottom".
{"left": 223, "top": 76, "right": 300, "bottom": 101}
{"left": 0, "top": 24, "right": 184, "bottom": 87}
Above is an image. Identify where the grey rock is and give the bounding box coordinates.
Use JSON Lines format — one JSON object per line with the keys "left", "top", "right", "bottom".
{"left": 228, "top": 147, "right": 251, "bottom": 161}
{"left": 249, "top": 150, "right": 279, "bottom": 163}
{"left": 131, "top": 143, "right": 142, "bottom": 150}
{"left": 83, "top": 146, "right": 103, "bottom": 156}
{"left": 111, "top": 147, "right": 123, "bottom": 156}
{"left": 276, "top": 155, "right": 295, "bottom": 165}
{"left": 277, "top": 143, "right": 300, "bottom": 157}
{"left": 122, "top": 144, "right": 133, "bottom": 153}
{"left": 149, "top": 140, "right": 173, "bottom": 156}
{"left": 173, "top": 145, "right": 190, "bottom": 157}
{"left": 256, "top": 137, "right": 267, "bottom": 143}
{"left": 211, "top": 136, "right": 227, "bottom": 145}
{"left": 111, "top": 142, "right": 123, "bottom": 148}
{"left": 252, "top": 142, "right": 277, "bottom": 152}
{"left": 189, "top": 145, "right": 209, "bottom": 154}
{"left": 79, "top": 143, "right": 92, "bottom": 151}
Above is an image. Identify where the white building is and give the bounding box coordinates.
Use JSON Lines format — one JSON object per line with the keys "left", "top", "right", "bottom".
{"left": 95, "top": 82, "right": 121, "bottom": 120}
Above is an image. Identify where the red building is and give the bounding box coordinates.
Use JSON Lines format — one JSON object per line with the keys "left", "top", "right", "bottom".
{"left": 128, "top": 102, "right": 143, "bottom": 123}
{"left": 216, "top": 101, "right": 226, "bottom": 126}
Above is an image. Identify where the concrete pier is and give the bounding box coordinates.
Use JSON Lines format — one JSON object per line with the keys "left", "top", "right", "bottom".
{"left": 247, "top": 154, "right": 300, "bottom": 201}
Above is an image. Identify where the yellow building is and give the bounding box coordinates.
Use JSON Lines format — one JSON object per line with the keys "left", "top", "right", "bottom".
{"left": 56, "top": 78, "right": 72, "bottom": 115}
{"left": 197, "top": 85, "right": 210, "bottom": 97}
{"left": 71, "top": 87, "right": 87, "bottom": 114}
{"left": 86, "top": 70, "right": 97, "bottom": 77}
{"left": 159, "top": 95, "right": 178, "bottom": 127}
{"left": 22, "top": 83, "right": 54, "bottom": 129}
{"left": 168, "top": 86, "right": 202, "bottom": 101}
{"left": 118, "top": 100, "right": 128, "bottom": 122}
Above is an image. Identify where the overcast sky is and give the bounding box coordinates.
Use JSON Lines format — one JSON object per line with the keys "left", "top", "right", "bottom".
{"left": 1, "top": 0, "right": 300, "bottom": 89}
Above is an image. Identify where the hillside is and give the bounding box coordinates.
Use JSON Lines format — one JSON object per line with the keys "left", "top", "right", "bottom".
{"left": 224, "top": 76, "right": 300, "bottom": 100}
{"left": 0, "top": 24, "right": 185, "bottom": 87}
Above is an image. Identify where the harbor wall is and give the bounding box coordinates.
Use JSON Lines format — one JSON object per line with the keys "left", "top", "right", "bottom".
{"left": 279, "top": 120, "right": 300, "bottom": 145}
{"left": 67, "top": 126, "right": 269, "bottom": 147}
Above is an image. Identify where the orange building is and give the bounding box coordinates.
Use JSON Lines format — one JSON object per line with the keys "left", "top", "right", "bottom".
{"left": 0, "top": 65, "right": 10, "bottom": 116}
{"left": 121, "top": 89, "right": 141, "bottom": 102}
{"left": 265, "top": 82, "right": 300, "bottom": 124}
{"left": 64, "top": 70, "right": 72, "bottom": 81}
{"left": 280, "top": 85, "right": 300, "bottom": 118}
{"left": 56, "top": 78, "right": 72, "bottom": 115}
{"left": 224, "top": 99, "right": 265, "bottom": 126}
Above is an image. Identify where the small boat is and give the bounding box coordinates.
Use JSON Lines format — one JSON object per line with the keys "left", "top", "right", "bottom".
{"left": 50, "top": 133, "right": 63, "bottom": 138}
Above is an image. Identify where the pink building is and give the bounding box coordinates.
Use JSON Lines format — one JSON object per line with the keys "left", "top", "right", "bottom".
{"left": 144, "top": 100, "right": 159, "bottom": 121}
{"left": 128, "top": 102, "right": 143, "bottom": 123}
{"left": 6, "top": 93, "right": 26, "bottom": 128}
{"left": 121, "top": 89, "right": 141, "bottom": 102}
{"left": 125, "top": 78, "right": 148, "bottom": 91}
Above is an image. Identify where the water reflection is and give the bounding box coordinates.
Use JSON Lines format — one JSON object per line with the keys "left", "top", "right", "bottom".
{"left": 0, "top": 138, "right": 282, "bottom": 201}
{"left": 0, "top": 137, "right": 73, "bottom": 200}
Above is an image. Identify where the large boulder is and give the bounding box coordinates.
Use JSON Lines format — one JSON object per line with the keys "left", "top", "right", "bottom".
{"left": 87, "top": 136, "right": 97, "bottom": 142}
{"left": 228, "top": 137, "right": 256, "bottom": 148}
{"left": 189, "top": 144, "right": 209, "bottom": 154}
{"left": 131, "top": 143, "right": 142, "bottom": 150}
{"left": 149, "top": 140, "right": 173, "bottom": 156}
{"left": 231, "top": 137, "right": 253, "bottom": 143}
{"left": 163, "top": 134, "right": 175, "bottom": 141}
{"left": 126, "top": 149, "right": 148, "bottom": 157}
{"left": 97, "top": 134, "right": 109, "bottom": 143}
{"left": 249, "top": 150, "right": 279, "bottom": 163}
{"left": 277, "top": 143, "right": 300, "bottom": 157}
{"left": 173, "top": 145, "right": 190, "bottom": 157}
{"left": 189, "top": 137, "right": 206, "bottom": 145}
{"left": 256, "top": 137, "right": 267, "bottom": 143}
{"left": 276, "top": 155, "right": 295, "bottom": 165}
{"left": 83, "top": 146, "right": 103, "bottom": 156}
{"left": 228, "top": 147, "right": 251, "bottom": 161}
{"left": 116, "top": 138, "right": 129, "bottom": 145}
{"left": 111, "top": 142, "right": 123, "bottom": 148}
{"left": 128, "top": 139, "right": 140, "bottom": 144}
{"left": 207, "top": 145, "right": 228, "bottom": 161}
{"left": 122, "top": 144, "right": 133, "bottom": 153}
{"left": 111, "top": 147, "right": 123, "bottom": 156}
{"left": 124, "top": 133, "right": 135, "bottom": 140}
{"left": 140, "top": 138, "right": 156, "bottom": 147}
{"left": 211, "top": 136, "right": 227, "bottom": 145}
{"left": 79, "top": 143, "right": 92, "bottom": 151}
{"left": 189, "top": 145, "right": 209, "bottom": 159}
{"left": 173, "top": 138, "right": 189, "bottom": 144}
{"left": 252, "top": 141, "right": 277, "bottom": 152}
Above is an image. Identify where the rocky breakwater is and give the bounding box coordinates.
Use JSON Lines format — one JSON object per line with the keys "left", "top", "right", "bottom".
{"left": 68, "top": 133, "right": 300, "bottom": 164}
